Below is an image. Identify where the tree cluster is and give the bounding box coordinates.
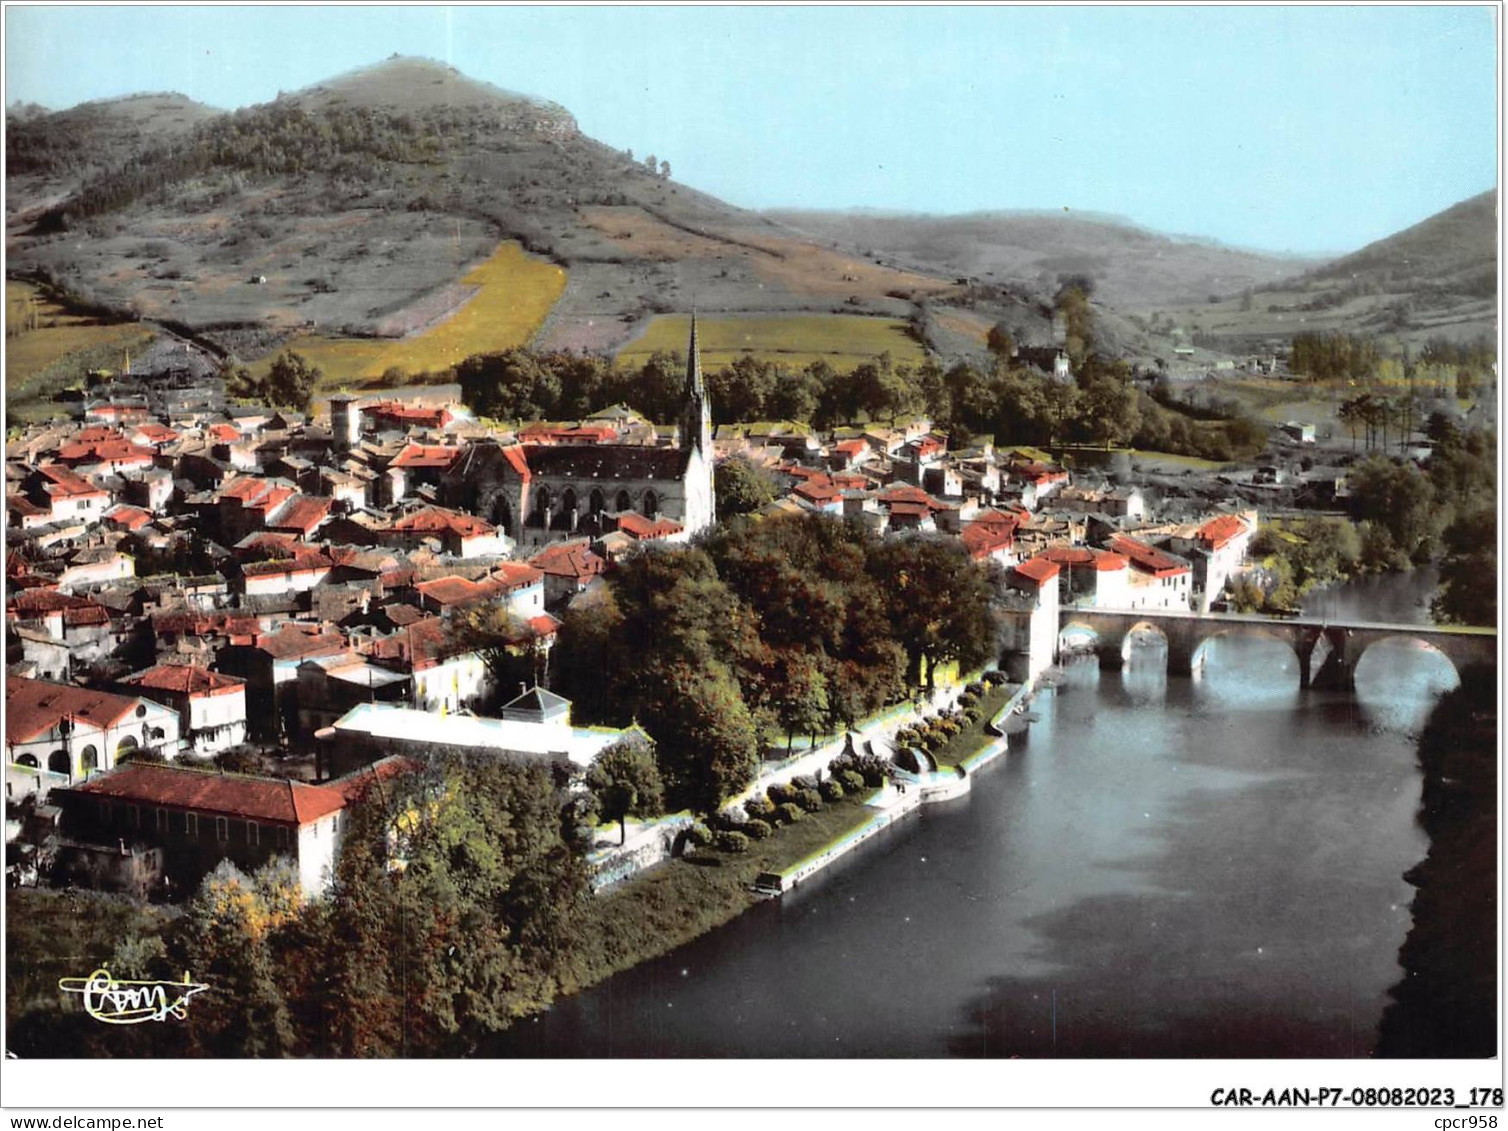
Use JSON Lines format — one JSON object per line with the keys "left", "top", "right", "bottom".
{"left": 551, "top": 514, "right": 1002, "bottom": 812}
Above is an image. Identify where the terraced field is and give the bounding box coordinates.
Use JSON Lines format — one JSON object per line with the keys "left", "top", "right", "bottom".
{"left": 616, "top": 313, "right": 927, "bottom": 371}
{"left": 5, "top": 281, "right": 156, "bottom": 424}
{"left": 249, "top": 242, "right": 566, "bottom": 389}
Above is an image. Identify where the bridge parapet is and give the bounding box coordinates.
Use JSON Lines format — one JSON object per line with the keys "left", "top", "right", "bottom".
{"left": 1050, "top": 608, "right": 1495, "bottom": 692}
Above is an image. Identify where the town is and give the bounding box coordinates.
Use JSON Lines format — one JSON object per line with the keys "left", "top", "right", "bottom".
{"left": 4, "top": 316, "right": 1281, "bottom": 902}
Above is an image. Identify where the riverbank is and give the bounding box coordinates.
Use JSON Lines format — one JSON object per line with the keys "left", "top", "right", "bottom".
{"left": 566, "top": 678, "right": 1033, "bottom": 994}
{"left": 1376, "top": 666, "right": 1497, "bottom": 1057}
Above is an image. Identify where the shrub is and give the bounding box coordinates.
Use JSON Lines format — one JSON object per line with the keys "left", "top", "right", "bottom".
{"left": 839, "top": 769, "right": 865, "bottom": 792}
{"left": 922, "top": 730, "right": 945, "bottom": 751}
{"left": 819, "top": 779, "right": 844, "bottom": 802}
{"left": 743, "top": 796, "right": 775, "bottom": 822}
{"left": 984, "top": 670, "right": 1008, "bottom": 686}
{"left": 768, "top": 782, "right": 795, "bottom": 806}
{"left": 778, "top": 802, "right": 805, "bottom": 825}
{"left": 744, "top": 818, "right": 772, "bottom": 841}
{"left": 858, "top": 756, "right": 889, "bottom": 786}
{"left": 958, "top": 692, "right": 979, "bottom": 709}
{"left": 791, "top": 774, "right": 817, "bottom": 793}
{"left": 966, "top": 680, "right": 986, "bottom": 696}
{"left": 796, "top": 789, "right": 823, "bottom": 813}
{"left": 686, "top": 822, "right": 713, "bottom": 848}
{"left": 716, "top": 830, "right": 750, "bottom": 854}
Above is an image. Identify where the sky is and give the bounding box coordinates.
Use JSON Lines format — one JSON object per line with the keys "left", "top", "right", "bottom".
{"left": 3, "top": 4, "right": 1498, "bottom": 255}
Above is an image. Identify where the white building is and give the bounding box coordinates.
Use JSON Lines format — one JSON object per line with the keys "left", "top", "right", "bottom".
{"left": 6, "top": 676, "right": 182, "bottom": 803}
{"left": 122, "top": 664, "right": 249, "bottom": 756}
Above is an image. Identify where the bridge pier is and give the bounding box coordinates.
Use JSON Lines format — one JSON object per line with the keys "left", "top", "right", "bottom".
{"left": 1166, "top": 639, "right": 1198, "bottom": 677}
{"left": 1308, "top": 627, "right": 1357, "bottom": 692}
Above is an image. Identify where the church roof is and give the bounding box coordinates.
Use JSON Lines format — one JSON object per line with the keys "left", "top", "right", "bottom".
{"left": 521, "top": 444, "right": 691, "bottom": 481}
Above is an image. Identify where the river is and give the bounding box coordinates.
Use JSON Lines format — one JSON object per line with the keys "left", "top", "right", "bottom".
{"left": 493, "top": 574, "right": 1459, "bottom": 1058}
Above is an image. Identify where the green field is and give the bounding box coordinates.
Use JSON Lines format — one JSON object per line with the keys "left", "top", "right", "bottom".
{"left": 250, "top": 241, "right": 566, "bottom": 390}
{"left": 616, "top": 313, "right": 928, "bottom": 370}
{"left": 5, "top": 281, "right": 156, "bottom": 425}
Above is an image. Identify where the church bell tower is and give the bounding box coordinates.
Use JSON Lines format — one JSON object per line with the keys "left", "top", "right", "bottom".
{"left": 681, "top": 314, "right": 713, "bottom": 461}
{"left": 680, "top": 314, "right": 716, "bottom": 531}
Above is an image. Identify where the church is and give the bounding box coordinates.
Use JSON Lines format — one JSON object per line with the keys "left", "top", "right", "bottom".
{"left": 444, "top": 318, "right": 716, "bottom": 549}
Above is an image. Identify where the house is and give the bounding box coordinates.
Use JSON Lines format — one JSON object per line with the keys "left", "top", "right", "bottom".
{"left": 53, "top": 759, "right": 411, "bottom": 898}
{"left": 999, "top": 557, "right": 1060, "bottom": 681}
{"left": 6, "top": 677, "right": 183, "bottom": 803}
{"left": 1036, "top": 546, "right": 1131, "bottom": 609}
{"left": 356, "top": 616, "right": 488, "bottom": 716}
{"left": 380, "top": 505, "right": 511, "bottom": 558}
{"left": 121, "top": 663, "right": 249, "bottom": 756}
{"left": 215, "top": 624, "right": 348, "bottom": 741}
{"left": 1107, "top": 535, "right": 1192, "bottom": 611}
{"left": 528, "top": 540, "right": 607, "bottom": 609}
{"left": 413, "top": 562, "right": 545, "bottom": 621}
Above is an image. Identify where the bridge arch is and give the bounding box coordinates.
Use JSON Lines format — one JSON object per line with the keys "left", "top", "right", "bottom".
{"left": 1058, "top": 620, "right": 1101, "bottom": 660}
{"left": 1353, "top": 634, "right": 1462, "bottom": 690}
{"left": 1120, "top": 620, "right": 1169, "bottom": 665}
{"left": 1190, "top": 625, "right": 1304, "bottom": 676}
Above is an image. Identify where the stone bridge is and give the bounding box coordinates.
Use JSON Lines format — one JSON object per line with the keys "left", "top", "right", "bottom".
{"left": 1056, "top": 608, "right": 1497, "bottom": 691}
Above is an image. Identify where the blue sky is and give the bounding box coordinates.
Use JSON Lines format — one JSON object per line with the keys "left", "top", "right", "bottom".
{"left": 4, "top": 5, "right": 1497, "bottom": 254}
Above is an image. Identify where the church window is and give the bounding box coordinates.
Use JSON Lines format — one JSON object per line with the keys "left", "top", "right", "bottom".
{"left": 615, "top": 490, "right": 632, "bottom": 513}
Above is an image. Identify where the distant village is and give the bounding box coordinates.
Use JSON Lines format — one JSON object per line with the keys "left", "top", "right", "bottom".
{"left": 5, "top": 321, "right": 1263, "bottom": 902}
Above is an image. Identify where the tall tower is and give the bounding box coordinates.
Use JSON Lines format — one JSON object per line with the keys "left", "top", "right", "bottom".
{"left": 681, "top": 314, "right": 713, "bottom": 461}
{"left": 680, "top": 314, "right": 716, "bottom": 531}
{"left": 329, "top": 394, "right": 360, "bottom": 452}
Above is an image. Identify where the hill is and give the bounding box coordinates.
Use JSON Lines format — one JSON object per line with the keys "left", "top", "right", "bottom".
{"left": 1303, "top": 189, "right": 1496, "bottom": 296}
{"left": 762, "top": 209, "right": 1318, "bottom": 310}
{"left": 1128, "top": 191, "right": 1498, "bottom": 354}
{"left": 8, "top": 56, "right": 1033, "bottom": 380}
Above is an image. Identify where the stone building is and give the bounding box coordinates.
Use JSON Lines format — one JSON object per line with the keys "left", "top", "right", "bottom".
{"left": 441, "top": 317, "right": 715, "bottom": 550}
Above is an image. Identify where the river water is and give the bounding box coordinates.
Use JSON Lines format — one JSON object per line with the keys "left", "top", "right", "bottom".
{"left": 494, "top": 575, "right": 1459, "bottom": 1058}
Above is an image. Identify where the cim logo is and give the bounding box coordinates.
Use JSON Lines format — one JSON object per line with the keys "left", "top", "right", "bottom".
{"left": 59, "top": 968, "right": 210, "bottom": 1024}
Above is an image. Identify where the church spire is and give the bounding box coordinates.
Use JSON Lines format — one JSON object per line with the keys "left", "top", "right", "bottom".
{"left": 681, "top": 311, "right": 712, "bottom": 462}
{"left": 685, "top": 310, "right": 704, "bottom": 399}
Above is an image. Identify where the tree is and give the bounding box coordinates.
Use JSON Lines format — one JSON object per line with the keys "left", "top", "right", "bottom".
{"left": 264, "top": 350, "right": 320, "bottom": 412}
{"left": 985, "top": 322, "right": 1016, "bottom": 359}
{"left": 585, "top": 738, "right": 665, "bottom": 844}
{"left": 1433, "top": 505, "right": 1497, "bottom": 626}
{"left": 449, "top": 604, "right": 547, "bottom": 702}
{"left": 714, "top": 456, "right": 777, "bottom": 517}
{"left": 659, "top": 159, "right": 671, "bottom": 180}
{"left": 166, "top": 860, "right": 300, "bottom": 1057}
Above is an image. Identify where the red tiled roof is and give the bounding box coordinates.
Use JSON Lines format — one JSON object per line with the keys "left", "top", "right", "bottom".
{"left": 219, "top": 476, "right": 271, "bottom": 503}
{"left": 834, "top": 439, "right": 868, "bottom": 456}
{"left": 414, "top": 576, "right": 485, "bottom": 607}
{"left": 208, "top": 423, "right": 242, "bottom": 443}
{"left": 328, "top": 755, "right": 422, "bottom": 804}
{"left": 75, "top": 763, "right": 345, "bottom": 826}
{"left": 529, "top": 540, "right": 607, "bottom": 581}
{"left": 9, "top": 589, "right": 96, "bottom": 616}
{"left": 794, "top": 479, "right": 842, "bottom": 503}
{"left": 37, "top": 464, "right": 107, "bottom": 498}
{"left": 501, "top": 445, "right": 531, "bottom": 479}
{"left": 63, "top": 605, "right": 112, "bottom": 628}
{"left": 6, "top": 677, "right": 142, "bottom": 743}
{"left": 391, "top": 443, "right": 461, "bottom": 470}
{"left": 1109, "top": 535, "right": 1190, "bottom": 577}
{"left": 517, "top": 423, "right": 618, "bottom": 444}
{"left": 8, "top": 495, "right": 49, "bottom": 518}
{"left": 270, "top": 494, "right": 332, "bottom": 534}
{"left": 617, "top": 512, "right": 684, "bottom": 540}
{"left": 1013, "top": 556, "right": 1061, "bottom": 585}
{"left": 1197, "top": 514, "right": 1248, "bottom": 551}
{"left": 131, "top": 423, "right": 179, "bottom": 444}
{"left": 1042, "top": 545, "right": 1095, "bottom": 567}
{"left": 58, "top": 439, "right": 155, "bottom": 465}
{"left": 252, "top": 624, "right": 348, "bottom": 661}
{"left": 127, "top": 664, "right": 246, "bottom": 697}
{"left": 528, "top": 613, "right": 561, "bottom": 638}
{"left": 961, "top": 520, "right": 1016, "bottom": 559}
{"left": 105, "top": 506, "right": 154, "bottom": 531}
{"left": 76, "top": 426, "right": 124, "bottom": 443}
{"left": 386, "top": 506, "right": 495, "bottom": 538}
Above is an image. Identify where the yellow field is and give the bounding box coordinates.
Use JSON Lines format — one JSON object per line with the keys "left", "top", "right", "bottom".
{"left": 616, "top": 314, "right": 927, "bottom": 370}
{"left": 252, "top": 242, "right": 566, "bottom": 389}
{"left": 6, "top": 281, "right": 153, "bottom": 386}
{"left": 6, "top": 282, "right": 157, "bottom": 423}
